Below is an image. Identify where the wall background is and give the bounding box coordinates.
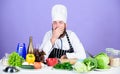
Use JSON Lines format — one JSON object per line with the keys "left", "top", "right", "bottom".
{"left": 0, "top": 0, "right": 120, "bottom": 59}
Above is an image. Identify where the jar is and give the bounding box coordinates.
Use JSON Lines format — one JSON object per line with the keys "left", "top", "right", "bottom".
{"left": 109, "top": 49, "right": 120, "bottom": 67}
{"left": 105, "top": 48, "right": 114, "bottom": 58}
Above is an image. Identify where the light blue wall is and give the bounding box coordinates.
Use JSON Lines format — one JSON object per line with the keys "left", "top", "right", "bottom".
{"left": 0, "top": 0, "right": 120, "bottom": 59}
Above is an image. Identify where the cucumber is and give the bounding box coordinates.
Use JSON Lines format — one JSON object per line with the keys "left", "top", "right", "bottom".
{"left": 21, "top": 65, "right": 34, "bottom": 69}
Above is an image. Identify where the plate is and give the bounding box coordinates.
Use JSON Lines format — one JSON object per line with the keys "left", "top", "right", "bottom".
{"left": 3, "top": 66, "right": 20, "bottom": 73}
{"left": 94, "top": 68, "right": 111, "bottom": 71}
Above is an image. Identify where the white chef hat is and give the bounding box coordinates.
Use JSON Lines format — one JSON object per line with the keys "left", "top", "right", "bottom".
{"left": 52, "top": 4, "right": 67, "bottom": 23}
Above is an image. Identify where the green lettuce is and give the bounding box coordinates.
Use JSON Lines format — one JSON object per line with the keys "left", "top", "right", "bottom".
{"left": 8, "top": 52, "right": 25, "bottom": 67}
{"left": 95, "top": 52, "right": 110, "bottom": 69}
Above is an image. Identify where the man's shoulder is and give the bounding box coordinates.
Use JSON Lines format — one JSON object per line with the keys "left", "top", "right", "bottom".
{"left": 66, "top": 30, "right": 78, "bottom": 37}
{"left": 66, "top": 30, "right": 74, "bottom": 34}
{"left": 44, "top": 30, "right": 52, "bottom": 36}
{"left": 46, "top": 30, "right": 52, "bottom": 34}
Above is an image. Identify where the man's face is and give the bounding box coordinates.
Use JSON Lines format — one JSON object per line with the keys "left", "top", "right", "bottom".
{"left": 52, "top": 20, "right": 66, "bottom": 30}
{"left": 52, "top": 20, "right": 66, "bottom": 38}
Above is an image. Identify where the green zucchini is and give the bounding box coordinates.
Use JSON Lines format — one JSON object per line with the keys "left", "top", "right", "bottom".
{"left": 21, "top": 65, "right": 34, "bottom": 69}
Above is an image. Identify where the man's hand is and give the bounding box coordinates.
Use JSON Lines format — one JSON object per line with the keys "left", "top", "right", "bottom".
{"left": 51, "top": 27, "right": 64, "bottom": 45}
{"left": 53, "top": 27, "right": 64, "bottom": 39}
{"left": 60, "top": 55, "right": 68, "bottom": 59}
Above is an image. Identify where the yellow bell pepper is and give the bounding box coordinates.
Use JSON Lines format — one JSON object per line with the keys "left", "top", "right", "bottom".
{"left": 26, "top": 54, "right": 35, "bottom": 64}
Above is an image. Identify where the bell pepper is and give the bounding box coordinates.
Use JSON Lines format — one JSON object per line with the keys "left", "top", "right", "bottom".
{"left": 26, "top": 54, "right": 35, "bottom": 64}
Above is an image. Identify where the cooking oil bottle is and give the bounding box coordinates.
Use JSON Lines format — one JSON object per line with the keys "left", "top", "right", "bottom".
{"left": 27, "top": 36, "right": 34, "bottom": 54}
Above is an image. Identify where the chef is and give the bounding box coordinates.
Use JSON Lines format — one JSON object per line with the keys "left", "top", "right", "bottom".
{"left": 40, "top": 4, "right": 86, "bottom": 60}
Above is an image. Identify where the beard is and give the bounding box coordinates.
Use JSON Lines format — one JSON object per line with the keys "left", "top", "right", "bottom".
{"left": 59, "top": 28, "right": 66, "bottom": 38}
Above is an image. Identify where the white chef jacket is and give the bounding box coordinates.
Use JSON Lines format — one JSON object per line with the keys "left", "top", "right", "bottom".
{"left": 40, "top": 30, "right": 86, "bottom": 59}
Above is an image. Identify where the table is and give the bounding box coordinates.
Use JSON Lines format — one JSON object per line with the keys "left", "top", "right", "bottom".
{"left": 0, "top": 64, "right": 120, "bottom": 74}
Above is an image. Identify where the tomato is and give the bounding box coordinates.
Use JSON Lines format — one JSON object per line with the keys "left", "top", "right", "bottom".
{"left": 26, "top": 54, "right": 35, "bottom": 64}
{"left": 34, "top": 62, "right": 42, "bottom": 69}
{"left": 46, "top": 58, "right": 58, "bottom": 66}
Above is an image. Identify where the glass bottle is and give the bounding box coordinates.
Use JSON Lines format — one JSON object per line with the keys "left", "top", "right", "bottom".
{"left": 27, "top": 36, "right": 34, "bottom": 54}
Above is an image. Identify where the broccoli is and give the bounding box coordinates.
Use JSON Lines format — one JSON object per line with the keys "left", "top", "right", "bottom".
{"left": 83, "top": 57, "right": 97, "bottom": 71}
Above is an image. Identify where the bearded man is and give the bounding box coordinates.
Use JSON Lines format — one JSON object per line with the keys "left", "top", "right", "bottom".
{"left": 40, "top": 4, "right": 86, "bottom": 59}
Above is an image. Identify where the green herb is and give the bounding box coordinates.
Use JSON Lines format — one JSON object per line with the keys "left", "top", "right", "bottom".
{"left": 8, "top": 52, "right": 25, "bottom": 67}
{"left": 54, "top": 62, "right": 73, "bottom": 70}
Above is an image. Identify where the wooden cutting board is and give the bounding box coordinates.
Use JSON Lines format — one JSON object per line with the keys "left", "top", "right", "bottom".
{"left": 59, "top": 58, "right": 78, "bottom": 65}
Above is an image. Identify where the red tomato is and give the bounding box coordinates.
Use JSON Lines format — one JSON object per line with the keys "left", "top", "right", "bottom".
{"left": 46, "top": 58, "right": 58, "bottom": 66}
